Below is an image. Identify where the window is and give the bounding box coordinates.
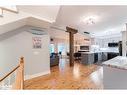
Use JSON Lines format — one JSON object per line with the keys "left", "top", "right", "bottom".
{"left": 58, "top": 43, "right": 67, "bottom": 55}
{"left": 50, "top": 44, "right": 55, "bottom": 53}
{"left": 0, "top": 8, "right": 3, "bottom": 17}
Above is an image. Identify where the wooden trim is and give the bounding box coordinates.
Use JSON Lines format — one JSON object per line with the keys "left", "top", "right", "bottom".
{"left": 21, "top": 57, "right": 24, "bottom": 89}
{"left": 0, "top": 7, "right": 18, "bottom": 13}
{"left": 66, "top": 26, "right": 78, "bottom": 34}
{"left": 69, "top": 32, "right": 74, "bottom": 66}
{"left": 0, "top": 65, "right": 20, "bottom": 82}
{"left": 84, "top": 39, "right": 90, "bottom": 41}
{"left": 13, "top": 57, "right": 24, "bottom": 89}
{"left": 0, "top": 57, "right": 24, "bottom": 90}
{"left": 66, "top": 26, "right": 78, "bottom": 66}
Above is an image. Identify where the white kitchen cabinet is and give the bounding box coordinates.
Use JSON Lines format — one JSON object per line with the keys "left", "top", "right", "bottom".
{"left": 103, "top": 56, "right": 127, "bottom": 89}
{"left": 103, "top": 66, "right": 127, "bottom": 89}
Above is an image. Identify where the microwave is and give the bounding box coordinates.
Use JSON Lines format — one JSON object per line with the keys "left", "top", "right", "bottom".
{"left": 80, "top": 46, "right": 89, "bottom": 50}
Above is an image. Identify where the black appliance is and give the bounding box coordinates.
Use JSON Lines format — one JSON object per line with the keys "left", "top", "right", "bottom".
{"left": 107, "top": 41, "right": 122, "bottom": 60}
{"left": 107, "top": 52, "right": 119, "bottom": 60}
{"left": 80, "top": 46, "right": 89, "bottom": 50}
{"left": 94, "top": 53, "right": 98, "bottom": 63}
{"left": 74, "top": 52, "right": 81, "bottom": 60}
{"left": 118, "top": 41, "right": 122, "bottom": 56}
{"left": 108, "top": 42, "right": 118, "bottom": 47}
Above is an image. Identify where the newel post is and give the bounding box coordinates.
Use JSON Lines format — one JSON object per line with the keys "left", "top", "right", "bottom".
{"left": 20, "top": 57, "right": 24, "bottom": 89}
{"left": 14, "top": 57, "right": 24, "bottom": 90}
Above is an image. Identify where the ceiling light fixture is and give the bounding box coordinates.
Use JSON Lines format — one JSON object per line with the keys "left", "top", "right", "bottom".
{"left": 86, "top": 18, "right": 95, "bottom": 25}
{"left": 84, "top": 16, "right": 97, "bottom": 25}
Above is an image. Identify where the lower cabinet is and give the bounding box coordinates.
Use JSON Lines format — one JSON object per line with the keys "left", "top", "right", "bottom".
{"left": 81, "top": 52, "right": 119, "bottom": 65}
{"left": 98, "top": 52, "right": 103, "bottom": 62}
{"left": 81, "top": 53, "right": 94, "bottom": 65}
{"left": 107, "top": 52, "right": 119, "bottom": 60}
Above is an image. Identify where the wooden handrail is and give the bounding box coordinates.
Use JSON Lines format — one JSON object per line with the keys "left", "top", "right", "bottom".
{"left": 0, "top": 65, "right": 20, "bottom": 82}
{"left": 0, "top": 7, "right": 18, "bottom": 13}
{"left": 0, "top": 57, "right": 24, "bottom": 90}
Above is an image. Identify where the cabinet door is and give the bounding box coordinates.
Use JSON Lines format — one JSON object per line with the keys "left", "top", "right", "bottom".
{"left": 102, "top": 52, "right": 107, "bottom": 61}
{"left": 98, "top": 53, "right": 102, "bottom": 62}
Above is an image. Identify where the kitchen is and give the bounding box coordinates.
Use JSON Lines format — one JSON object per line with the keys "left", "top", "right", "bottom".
{"left": 74, "top": 34, "right": 122, "bottom": 65}
{"left": 74, "top": 28, "right": 127, "bottom": 89}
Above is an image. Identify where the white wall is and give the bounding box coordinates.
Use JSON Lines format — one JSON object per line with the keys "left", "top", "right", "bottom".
{"left": 0, "top": 31, "right": 50, "bottom": 80}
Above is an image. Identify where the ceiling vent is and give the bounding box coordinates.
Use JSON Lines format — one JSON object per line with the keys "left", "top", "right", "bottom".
{"left": 84, "top": 31, "right": 90, "bottom": 34}
{"left": 28, "top": 29, "right": 47, "bottom": 35}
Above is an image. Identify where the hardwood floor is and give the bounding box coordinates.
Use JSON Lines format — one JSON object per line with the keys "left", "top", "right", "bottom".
{"left": 24, "top": 59, "right": 103, "bottom": 89}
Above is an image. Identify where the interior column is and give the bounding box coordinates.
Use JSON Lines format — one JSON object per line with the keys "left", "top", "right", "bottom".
{"left": 122, "top": 23, "right": 127, "bottom": 56}
{"left": 122, "top": 31, "right": 126, "bottom": 56}
{"left": 66, "top": 26, "right": 78, "bottom": 66}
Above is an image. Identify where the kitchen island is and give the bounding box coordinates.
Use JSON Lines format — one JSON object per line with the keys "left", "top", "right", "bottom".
{"left": 81, "top": 52, "right": 94, "bottom": 65}
{"left": 80, "top": 51, "right": 119, "bottom": 65}
{"left": 102, "top": 56, "right": 127, "bottom": 89}
{"left": 81, "top": 51, "right": 106, "bottom": 65}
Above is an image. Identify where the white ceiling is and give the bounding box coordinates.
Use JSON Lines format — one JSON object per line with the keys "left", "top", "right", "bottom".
{"left": 17, "top": 6, "right": 60, "bottom": 23}
{"left": 2, "top": 5, "right": 127, "bottom": 39}
{"left": 16, "top": 5, "right": 90, "bottom": 39}
{"left": 47, "top": 28, "right": 90, "bottom": 40}
{"left": 55, "top": 6, "right": 127, "bottom": 37}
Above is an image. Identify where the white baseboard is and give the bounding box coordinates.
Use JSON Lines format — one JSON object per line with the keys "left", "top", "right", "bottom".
{"left": 24, "top": 70, "right": 50, "bottom": 80}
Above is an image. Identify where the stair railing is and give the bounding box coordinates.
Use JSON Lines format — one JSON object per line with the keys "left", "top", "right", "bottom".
{"left": 0, "top": 57, "right": 24, "bottom": 90}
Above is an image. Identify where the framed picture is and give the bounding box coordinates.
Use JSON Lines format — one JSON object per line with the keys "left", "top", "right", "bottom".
{"left": 32, "top": 37, "right": 42, "bottom": 49}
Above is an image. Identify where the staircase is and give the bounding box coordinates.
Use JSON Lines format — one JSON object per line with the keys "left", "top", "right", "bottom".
{"left": 0, "top": 76, "right": 12, "bottom": 90}
{"left": 0, "top": 57, "right": 24, "bottom": 90}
